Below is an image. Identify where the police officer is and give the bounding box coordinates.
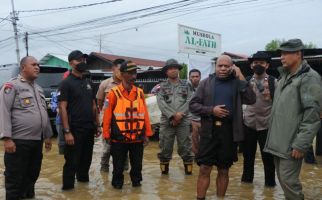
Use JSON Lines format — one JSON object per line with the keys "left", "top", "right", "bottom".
{"left": 157, "top": 59, "right": 193, "bottom": 175}
{"left": 242, "top": 51, "right": 276, "bottom": 187}
{"left": 0, "top": 56, "right": 53, "bottom": 200}
{"left": 58, "top": 50, "right": 100, "bottom": 190}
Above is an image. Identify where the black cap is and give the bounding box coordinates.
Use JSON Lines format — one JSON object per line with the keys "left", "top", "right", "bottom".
{"left": 279, "top": 39, "right": 304, "bottom": 52}
{"left": 248, "top": 51, "right": 271, "bottom": 63}
{"left": 162, "top": 59, "right": 183, "bottom": 72}
{"left": 120, "top": 60, "right": 140, "bottom": 72}
{"left": 68, "top": 50, "right": 88, "bottom": 62}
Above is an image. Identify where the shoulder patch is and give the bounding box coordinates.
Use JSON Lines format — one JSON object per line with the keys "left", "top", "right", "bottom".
{"left": 3, "top": 83, "right": 13, "bottom": 94}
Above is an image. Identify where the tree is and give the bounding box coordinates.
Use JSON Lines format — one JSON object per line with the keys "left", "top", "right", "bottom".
{"left": 179, "top": 63, "right": 188, "bottom": 79}
{"left": 304, "top": 42, "right": 317, "bottom": 49}
{"left": 265, "top": 39, "right": 318, "bottom": 51}
{"left": 265, "top": 39, "right": 285, "bottom": 51}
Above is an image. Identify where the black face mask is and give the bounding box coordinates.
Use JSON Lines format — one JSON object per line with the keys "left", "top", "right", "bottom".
{"left": 75, "top": 62, "right": 87, "bottom": 73}
{"left": 253, "top": 64, "right": 266, "bottom": 75}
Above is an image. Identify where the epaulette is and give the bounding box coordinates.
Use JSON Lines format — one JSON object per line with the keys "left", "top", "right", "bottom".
{"left": 9, "top": 76, "right": 18, "bottom": 82}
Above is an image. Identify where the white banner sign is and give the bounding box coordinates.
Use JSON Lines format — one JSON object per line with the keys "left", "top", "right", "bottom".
{"left": 188, "top": 58, "right": 213, "bottom": 80}
{"left": 178, "top": 24, "right": 221, "bottom": 57}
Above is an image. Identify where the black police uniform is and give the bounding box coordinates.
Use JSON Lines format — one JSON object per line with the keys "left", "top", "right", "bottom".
{"left": 58, "top": 73, "right": 95, "bottom": 189}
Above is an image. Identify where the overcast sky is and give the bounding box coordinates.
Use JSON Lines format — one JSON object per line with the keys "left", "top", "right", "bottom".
{"left": 0, "top": 0, "right": 321, "bottom": 65}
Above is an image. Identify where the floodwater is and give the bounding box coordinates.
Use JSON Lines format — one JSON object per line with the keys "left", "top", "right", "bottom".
{"left": 1, "top": 139, "right": 322, "bottom": 200}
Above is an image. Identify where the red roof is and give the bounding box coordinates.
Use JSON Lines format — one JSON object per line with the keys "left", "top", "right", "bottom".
{"left": 90, "top": 52, "right": 165, "bottom": 68}
{"left": 223, "top": 52, "right": 248, "bottom": 59}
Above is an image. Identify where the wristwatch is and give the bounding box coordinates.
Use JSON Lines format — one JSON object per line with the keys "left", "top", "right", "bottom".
{"left": 62, "top": 128, "right": 71, "bottom": 134}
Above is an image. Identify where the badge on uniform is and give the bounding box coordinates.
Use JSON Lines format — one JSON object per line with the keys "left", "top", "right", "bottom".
{"left": 3, "top": 83, "right": 13, "bottom": 94}
{"left": 23, "top": 98, "right": 31, "bottom": 106}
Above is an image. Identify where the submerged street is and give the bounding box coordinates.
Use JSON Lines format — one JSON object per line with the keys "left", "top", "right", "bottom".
{"left": 1, "top": 139, "right": 321, "bottom": 200}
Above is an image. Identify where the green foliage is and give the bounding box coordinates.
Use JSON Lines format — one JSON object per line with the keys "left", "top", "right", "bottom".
{"left": 265, "top": 39, "right": 285, "bottom": 51}
{"left": 265, "top": 39, "right": 318, "bottom": 51}
{"left": 304, "top": 42, "right": 317, "bottom": 49}
{"left": 179, "top": 63, "right": 188, "bottom": 79}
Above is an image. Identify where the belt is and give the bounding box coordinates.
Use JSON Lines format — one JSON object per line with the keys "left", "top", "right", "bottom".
{"left": 214, "top": 117, "right": 231, "bottom": 127}
{"left": 214, "top": 120, "right": 223, "bottom": 127}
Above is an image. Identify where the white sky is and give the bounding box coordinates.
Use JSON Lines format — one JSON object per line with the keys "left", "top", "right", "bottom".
{"left": 0, "top": 0, "right": 321, "bottom": 65}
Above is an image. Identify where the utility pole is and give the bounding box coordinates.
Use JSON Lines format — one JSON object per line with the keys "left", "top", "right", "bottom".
{"left": 24, "top": 32, "right": 28, "bottom": 56}
{"left": 99, "top": 34, "right": 102, "bottom": 53}
{"left": 10, "top": 0, "right": 20, "bottom": 63}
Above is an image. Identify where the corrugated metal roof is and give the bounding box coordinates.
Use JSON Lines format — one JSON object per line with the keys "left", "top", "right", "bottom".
{"left": 40, "top": 53, "right": 68, "bottom": 63}
{"left": 90, "top": 52, "right": 165, "bottom": 68}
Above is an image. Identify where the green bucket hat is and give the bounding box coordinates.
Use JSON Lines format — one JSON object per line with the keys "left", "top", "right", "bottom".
{"left": 162, "top": 59, "right": 183, "bottom": 72}
{"left": 279, "top": 39, "right": 304, "bottom": 52}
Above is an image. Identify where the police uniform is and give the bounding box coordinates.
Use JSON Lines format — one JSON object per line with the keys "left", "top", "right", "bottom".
{"left": 157, "top": 79, "right": 194, "bottom": 174}
{"left": 0, "top": 75, "right": 53, "bottom": 199}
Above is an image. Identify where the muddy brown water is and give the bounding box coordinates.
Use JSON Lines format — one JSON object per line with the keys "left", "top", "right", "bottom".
{"left": 1, "top": 139, "right": 322, "bottom": 200}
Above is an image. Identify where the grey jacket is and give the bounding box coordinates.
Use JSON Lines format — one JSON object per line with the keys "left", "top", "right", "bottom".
{"left": 0, "top": 75, "right": 53, "bottom": 140}
{"left": 264, "top": 61, "right": 322, "bottom": 159}
{"left": 189, "top": 74, "right": 256, "bottom": 142}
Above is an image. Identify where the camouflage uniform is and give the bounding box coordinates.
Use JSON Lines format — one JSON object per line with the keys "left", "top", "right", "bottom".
{"left": 157, "top": 79, "right": 193, "bottom": 174}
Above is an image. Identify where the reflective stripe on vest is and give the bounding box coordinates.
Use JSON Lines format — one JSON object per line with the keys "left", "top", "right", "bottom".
{"left": 111, "top": 86, "right": 145, "bottom": 142}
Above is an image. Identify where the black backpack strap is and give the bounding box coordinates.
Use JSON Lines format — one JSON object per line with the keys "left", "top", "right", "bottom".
{"left": 268, "top": 75, "right": 276, "bottom": 100}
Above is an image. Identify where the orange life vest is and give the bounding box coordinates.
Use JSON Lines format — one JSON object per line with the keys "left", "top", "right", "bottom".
{"left": 110, "top": 86, "right": 146, "bottom": 142}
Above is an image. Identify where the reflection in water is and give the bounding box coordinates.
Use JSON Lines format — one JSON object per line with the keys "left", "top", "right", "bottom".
{"left": 0, "top": 139, "right": 322, "bottom": 199}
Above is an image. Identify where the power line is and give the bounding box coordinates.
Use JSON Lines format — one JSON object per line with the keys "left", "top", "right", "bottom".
{"left": 27, "top": 0, "right": 209, "bottom": 37}
{"left": 33, "top": 0, "right": 256, "bottom": 39}
{"left": 0, "top": 15, "right": 11, "bottom": 24}
{"left": 0, "top": 36, "right": 14, "bottom": 43}
{"left": 26, "top": 0, "right": 199, "bottom": 35}
{"left": 188, "top": 0, "right": 300, "bottom": 23}
{"left": 18, "top": 0, "right": 122, "bottom": 13}
{"left": 0, "top": 0, "right": 313, "bottom": 60}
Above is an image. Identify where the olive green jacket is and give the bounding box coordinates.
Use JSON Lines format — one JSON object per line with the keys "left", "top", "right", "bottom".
{"left": 264, "top": 60, "right": 322, "bottom": 159}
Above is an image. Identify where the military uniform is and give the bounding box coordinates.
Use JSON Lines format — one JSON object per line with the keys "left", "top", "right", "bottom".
{"left": 157, "top": 79, "right": 193, "bottom": 174}
{"left": 0, "top": 75, "right": 53, "bottom": 199}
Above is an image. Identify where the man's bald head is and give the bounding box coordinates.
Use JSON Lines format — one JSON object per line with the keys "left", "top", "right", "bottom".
{"left": 216, "top": 55, "right": 233, "bottom": 67}
{"left": 215, "top": 55, "right": 233, "bottom": 79}
{"left": 20, "top": 56, "right": 37, "bottom": 67}
{"left": 20, "top": 56, "right": 40, "bottom": 81}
